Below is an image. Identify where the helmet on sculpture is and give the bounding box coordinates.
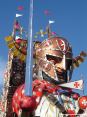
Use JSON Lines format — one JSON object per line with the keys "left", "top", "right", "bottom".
{"left": 35, "top": 36, "right": 73, "bottom": 84}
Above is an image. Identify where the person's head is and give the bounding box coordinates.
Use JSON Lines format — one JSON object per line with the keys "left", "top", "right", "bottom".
{"left": 35, "top": 37, "right": 73, "bottom": 83}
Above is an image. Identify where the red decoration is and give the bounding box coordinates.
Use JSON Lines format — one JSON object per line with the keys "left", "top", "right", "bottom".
{"left": 67, "top": 109, "right": 75, "bottom": 117}
{"left": 15, "top": 39, "right": 27, "bottom": 55}
{"left": 58, "top": 39, "right": 66, "bottom": 52}
{"left": 51, "top": 32, "right": 56, "bottom": 35}
{"left": 18, "top": 6, "right": 24, "bottom": 11}
{"left": 72, "top": 93, "right": 79, "bottom": 100}
{"left": 44, "top": 10, "right": 50, "bottom": 15}
{"left": 74, "top": 82, "right": 80, "bottom": 88}
{"left": 14, "top": 21, "right": 20, "bottom": 31}
{"left": 78, "top": 96, "right": 87, "bottom": 109}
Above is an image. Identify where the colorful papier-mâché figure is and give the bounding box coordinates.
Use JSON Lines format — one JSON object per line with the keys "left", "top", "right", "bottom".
{"left": 11, "top": 34, "right": 87, "bottom": 117}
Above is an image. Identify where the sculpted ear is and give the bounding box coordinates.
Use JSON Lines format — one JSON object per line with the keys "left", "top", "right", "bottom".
{"left": 72, "top": 51, "right": 87, "bottom": 69}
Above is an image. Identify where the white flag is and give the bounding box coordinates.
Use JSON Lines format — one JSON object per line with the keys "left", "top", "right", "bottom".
{"left": 16, "top": 14, "right": 23, "bottom": 17}
{"left": 59, "top": 80, "right": 83, "bottom": 90}
{"left": 49, "top": 20, "right": 55, "bottom": 24}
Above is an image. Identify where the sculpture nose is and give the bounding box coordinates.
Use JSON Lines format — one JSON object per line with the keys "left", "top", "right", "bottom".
{"left": 55, "top": 55, "right": 66, "bottom": 71}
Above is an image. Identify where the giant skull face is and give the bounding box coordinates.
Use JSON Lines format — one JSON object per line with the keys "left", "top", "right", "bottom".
{"left": 35, "top": 37, "right": 73, "bottom": 83}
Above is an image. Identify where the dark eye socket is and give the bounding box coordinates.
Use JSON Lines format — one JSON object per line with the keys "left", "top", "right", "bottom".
{"left": 46, "top": 55, "right": 62, "bottom": 64}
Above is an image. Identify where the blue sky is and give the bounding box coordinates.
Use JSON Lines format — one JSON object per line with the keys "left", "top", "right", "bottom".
{"left": 0, "top": 0, "right": 87, "bottom": 95}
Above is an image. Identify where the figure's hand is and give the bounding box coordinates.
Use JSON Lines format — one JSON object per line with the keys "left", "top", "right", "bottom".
{"left": 20, "top": 96, "right": 37, "bottom": 111}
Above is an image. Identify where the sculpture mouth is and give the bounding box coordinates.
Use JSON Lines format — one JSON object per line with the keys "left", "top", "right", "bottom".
{"left": 56, "top": 70, "right": 63, "bottom": 75}
{"left": 56, "top": 69, "right": 65, "bottom": 76}
{"left": 56, "top": 70, "right": 67, "bottom": 82}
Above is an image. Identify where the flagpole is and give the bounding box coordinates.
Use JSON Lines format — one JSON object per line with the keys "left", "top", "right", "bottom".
{"left": 25, "top": 0, "right": 34, "bottom": 96}
{"left": 47, "top": 20, "right": 55, "bottom": 38}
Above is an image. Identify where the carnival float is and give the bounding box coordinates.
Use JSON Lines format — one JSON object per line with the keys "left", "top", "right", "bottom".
{"left": 0, "top": 0, "right": 87, "bottom": 117}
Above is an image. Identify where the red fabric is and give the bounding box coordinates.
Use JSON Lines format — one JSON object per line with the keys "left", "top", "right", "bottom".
{"left": 12, "top": 80, "right": 58, "bottom": 115}
{"left": 67, "top": 109, "right": 75, "bottom": 117}
{"left": 12, "top": 79, "right": 64, "bottom": 115}
{"left": 20, "top": 96, "right": 37, "bottom": 111}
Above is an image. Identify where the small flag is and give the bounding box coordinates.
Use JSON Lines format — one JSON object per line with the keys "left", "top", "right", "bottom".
{"left": 44, "top": 10, "right": 50, "bottom": 15}
{"left": 49, "top": 20, "right": 55, "bottom": 24}
{"left": 16, "top": 14, "right": 23, "bottom": 18}
{"left": 18, "top": 6, "right": 24, "bottom": 11}
{"left": 51, "top": 32, "right": 56, "bottom": 35}
{"left": 73, "top": 51, "right": 87, "bottom": 69}
{"left": 8, "top": 42, "right": 14, "bottom": 49}
{"left": 59, "top": 80, "right": 83, "bottom": 90}
{"left": 5, "top": 36, "right": 13, "bottom": 42}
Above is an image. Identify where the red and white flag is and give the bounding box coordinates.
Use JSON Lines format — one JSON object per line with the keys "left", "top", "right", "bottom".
{"left": 59, "top": 80, "right": 83, "bottom": 90}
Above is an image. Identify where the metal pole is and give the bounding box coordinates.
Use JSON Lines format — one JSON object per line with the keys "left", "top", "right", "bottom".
{"left": 25, "top": 0, "right": 34, "bottom": 96}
